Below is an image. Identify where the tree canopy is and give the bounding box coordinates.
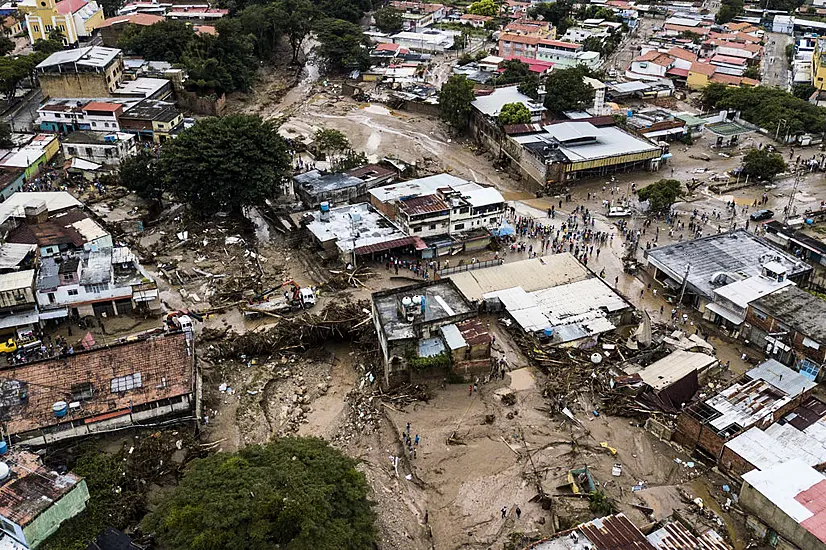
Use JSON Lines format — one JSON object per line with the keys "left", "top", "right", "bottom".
{"left": 143, "top": 437, "right": 377, "bottom": 550}
{"left": 489, "top": 60, "right": 533, "bottom": 86}
{"left": 119, "top": 149, "right": 162, "bottom": 202}
{"left": 158, "top": 115, "right": 291, "bottom": 215}
{"left": 0, "top": 35, "right": 14, "bottom": 57}
{"left": 637, "top": 179, "right": 682, "bottom": 213}
{"left": 314, "top": 18, "right": 370, "bottom": 72}
{"left": 468, "top": 0, "right": 498, "bottom": 16}
{"left": 715, "top": 0, "right": 743, "bottom": 24}
{"left": 529, "top": 0, "right": 574, "bottom": 35}
{"left": 439, "top": 75, "right": 476, "bottom": 131}
{"left": 543, "top": 66, "right": 594, "bottom": 116}
{"left": 498, "top": 102, "right": 531, "bottom": 125}
{"left": 701, "top": 83, "right": 826, "bottom": 136}
{"left": 373, "top": 7, "right": 403, "bottom": 33}
{"left": 742, "top": 148, "right": 787, "bottom": 181}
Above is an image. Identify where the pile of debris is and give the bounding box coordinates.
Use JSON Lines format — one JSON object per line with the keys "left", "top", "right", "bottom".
{"left": 204, "top": 298, "right": 376, "bottom": 360}
{"left": 326, "top": 266, "right": 376, "bottom": 291}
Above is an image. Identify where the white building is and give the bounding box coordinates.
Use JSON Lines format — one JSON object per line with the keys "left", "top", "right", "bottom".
{"left": 560, "top": 26, "right": 608, "bottom": 44}
{"left": 62, "top": 131, "right": 137, "bottom": 166}
{"left": 392, "top": 30, "right": 455, "bottom": 52}
{"left": 773, "top": 14, "right": 794, "bottom": 34}
{"left": 471, "top": 85, "right": 546, "bottom": 122}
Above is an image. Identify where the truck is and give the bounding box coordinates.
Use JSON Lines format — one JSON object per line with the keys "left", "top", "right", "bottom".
{"left": 243, "top": 281, "right": 316, "bottom": 318}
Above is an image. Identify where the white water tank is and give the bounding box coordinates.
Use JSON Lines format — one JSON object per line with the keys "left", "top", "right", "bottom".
{"left": 0, "top": 462, "right": 9, "bottom": 481}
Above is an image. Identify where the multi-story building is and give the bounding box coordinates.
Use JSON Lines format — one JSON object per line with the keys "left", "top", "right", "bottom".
{"left": 389, "top": 1, "right": 445, "bottom": 31}
{"left": 117, "top": 99, "right": 183, "bottom": 142}
{"left": 62, "top": 131, "right": 138, "bottom": 166}
{"left": 813, "top": 37, "right": 826, "bottom": 90}
{"left": 19, "top": 0, "right": 104, "bottom": 45}
{"left": 36, "top": 47, "right": 124, "bottom": 98}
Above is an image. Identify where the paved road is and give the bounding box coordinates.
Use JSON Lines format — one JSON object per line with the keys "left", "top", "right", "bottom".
{"left": 7, "top": 89, "right": 43, "bottom": 133}
{"left": 761, "top": 32, "right": 792, "bottom": 90}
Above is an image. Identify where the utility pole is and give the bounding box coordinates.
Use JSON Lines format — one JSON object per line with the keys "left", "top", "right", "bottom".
{"left": 678, "top": 263, "right": 691, "bottom": 308}
{"left": 783, "top": 168, "right": 802, "bottom": 223}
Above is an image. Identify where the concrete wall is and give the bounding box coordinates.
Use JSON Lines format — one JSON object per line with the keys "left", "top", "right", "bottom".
{"left": 0, "top": 286, "right": 35, "bottom": 310}
{"left": 39, "top": 73, "right": 110, "bottom": 99}
{"left": 23, "top": 480, "right": 90, "bottom": 548}
{"left": 741, "top": 481, "right": 826, "bottom": 550}
{"left": 175, "top": 89, "right": 226, "bottom": 116}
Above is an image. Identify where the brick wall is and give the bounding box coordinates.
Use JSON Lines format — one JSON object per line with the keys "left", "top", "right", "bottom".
{"left": 672, "top": 412, "right": 726, "bottom": 458}
{"left": 719, "top": 444, "right": 756, "bottom": 478}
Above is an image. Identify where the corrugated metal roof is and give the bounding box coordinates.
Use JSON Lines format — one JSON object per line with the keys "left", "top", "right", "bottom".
{"left": 578, "top": 514, "right": 656, "bottom": 549}
{"left": 439, "top": 323, "right": 466, "bottom": 350}
{"left": 647, "top": 521, "right": 730, "bottom": 549}
{"left": 747, "top": 359, "right": 817, "bottom": 397}
{"left": 637, "top": 350, "right": 717, "bottom": 391}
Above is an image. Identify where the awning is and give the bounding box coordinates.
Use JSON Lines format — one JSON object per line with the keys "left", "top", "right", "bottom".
{"left": 354, "top": 236, "right": 421, "bottom": 256}
{"left": 705, "top": 302, "right": 745, "bottom": 325}
{"left": 0, "top": 310, "right": 39, "bottom": 329}
{"left": 39, "top": 308, "right": 69, "bottom": 320}
{"left": 133, "top": 289, "right": 159, "bottom": 303}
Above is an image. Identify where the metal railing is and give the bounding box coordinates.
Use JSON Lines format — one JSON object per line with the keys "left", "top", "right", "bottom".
{"left": 437, "top": 258, "right": 503, "bottom": 277}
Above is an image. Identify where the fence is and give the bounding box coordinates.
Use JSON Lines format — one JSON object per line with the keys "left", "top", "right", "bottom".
{"left": 436, "top": 258, "right": 502, "bottom": 278}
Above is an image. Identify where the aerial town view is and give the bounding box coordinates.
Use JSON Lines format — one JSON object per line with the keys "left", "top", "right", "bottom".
{"left": 0, "top": 0, "right": 825, "bottom": 546}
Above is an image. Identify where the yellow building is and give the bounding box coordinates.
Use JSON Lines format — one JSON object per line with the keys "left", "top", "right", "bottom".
{"left": 36, "top": 46, "right": 124, "bottom": 98}
{"left": 687, "top": 61, "right": 716, "bottom": 90}
{"left": 19, "top": 0, "right": 104, "bottom": 45}
{"left": 813, "top": 38, "right": 826, "bottom": 90}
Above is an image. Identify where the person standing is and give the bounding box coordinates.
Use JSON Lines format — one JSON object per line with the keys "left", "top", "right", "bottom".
{"left": 501, "top": 506, "right": 507, "bottom": 518}
{"left": 516, "top": 507, "right": 522, "bottom": 519}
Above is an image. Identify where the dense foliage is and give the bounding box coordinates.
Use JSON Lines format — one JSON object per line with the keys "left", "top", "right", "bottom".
{"left": 119, "top": 149, "right": 163, "bottom": 202}
{"left": 543, "top": 66, "right": 595, "bottom": 116}
{"left": 314, "top": 18, "right": 370, "bottom": 71}
{"left": 637, "top": 179, "right": 682, "bottom": 213}
{"left": 143, "top": 437, "right": 376, "bottom": 549}
{"left": 158, "top": 115, "right": 291, "bottom": 215}
{"left": 489, "top": 60, "right": 533, "bottom": 86}
{"left": 373, "top": 7, "right": 403, "bottom": 33}
{"left": 701, "top": 83, "right": 826, "bottom": 136}
{"left": 468, "top": 0, "right": 498, "bottom": 16}
{"left": 742, "top": 148, "right": 788, "bottom": 181}
{"left": 499, "top": 102, "right": 531, "bottom": 125}
{"left": 529, "top": 0, "right": 575, "bottom": 35}
{"left": 715, "top": 0, "right": 743, "bottom": 24}
{"left": 439, "top": 75, "right": 477, "bottom": 131}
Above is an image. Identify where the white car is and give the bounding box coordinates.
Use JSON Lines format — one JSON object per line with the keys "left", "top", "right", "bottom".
{"left": 607, "top": 206, "right": 632, "bottom": 218}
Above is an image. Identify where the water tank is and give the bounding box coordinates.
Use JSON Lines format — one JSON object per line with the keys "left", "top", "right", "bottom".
{"left": 0, "top": 441, "right": 7, "bottom": 455}
{"left": 52, "top": 401, "right": 68, "bottom": 418}
{"left": 402, "top": 296, "right": 413, "bottom": 308}
{"left": 543, "top": 327, "right": 554, "bottom": 337}
{"left": 0, "top": 462, "right": 8, "bottom": 481}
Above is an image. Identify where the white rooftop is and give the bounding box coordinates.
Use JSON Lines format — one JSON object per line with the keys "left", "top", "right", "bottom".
{"left": 368, "top": 174, "right": 468, "bottom": 203}
{"left": 636, "top": 350, "right": 718, "bottom": 391}
{"left": 36, "top": 46, "right": 121, "bottom": 70}
{"left": 0, "top": 269, "right": 35, "bottom": 293}
{"left": 471, "top": 85, "right": 546, "bottom": 117}
{"left": 0, "top": 192, "right": 82, "bottom": 226}
{"left": 742, "top": 459, "right": 824, "bottom": 523}
{"left": 114, "top": 77, "right": 169, "bottom": 98}
{"left": 713, "top": 275, "right": 793, "bottom": 308}
{"left": 306, "top": 202, "right": 407, "bottom": 255}
{"left": 515, "top": 122, "right": 660, "bottom": 163}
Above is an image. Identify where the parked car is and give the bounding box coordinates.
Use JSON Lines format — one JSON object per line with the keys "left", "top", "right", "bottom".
{"left": 750, "top": 209, "right": 774, "bottom": 221}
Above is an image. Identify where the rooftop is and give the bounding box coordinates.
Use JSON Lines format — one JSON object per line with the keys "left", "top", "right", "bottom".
{"left": 0, "top": 243, "right": 35, "bottom": 271}
{"left": 0, "top": 448, "right": 84, "bottom": 527}
{"left": 471, "top": 85, "right": 546, "bottom": 117}
{"left": 305, "top": 202, "right": 408, "bottom": 255}
{"left": 398, "top": 194, "right": 449, "bottom": 216}
{"left": 646, "top": 521, "right": 731, "bottom": 550}
{"left": 742, "top": 460, "right": 826, "bottom": 544}
{"left": 372, "top": 279, "right": 475, "bottom": 341}
{"left": 447, "top": 253, "right": 590, "bottom": 301}
{"left": 645, "top": 230, "right": 810, "bottom": 301}
{"left": 515, "top": 122, "right": 660, "bottom": 164}
{"left": 368, "top": 174, "right": 472, "bottom": 203}
{"left": 713, "top": 274, "right": 793, "bottom": 309}
{"left": 114, "top": 77, "right": 170, "bottom": 98}
{"left": 0, "top": 192, "right": 81, "bottom": 226}
{"left": 36, "top": 47, "right": 121, "bottom": 71}
{"left": 97, "top": 12, "right": 164, "bottom": 26}
{"left": 0, "top": 332, "right": 193, "bottom": 437}
{"left": 530, "top": 513, "right": 655, "bottom": 549}
{"left": 295, "top": 169, "right": 365, "bottom": 198}
{"left": 750, "top": 285, "right": 826, "bottom": 344}
{"left": 0, "top": 269, "right": 34, "bottom": 293}
{"left": 634, "top": 350, "right": 717, "bottom": 391}
{"left": 120, "top": 99, "right": 179, "bottom": 122}
{"left": 62, "top": 131, "right": 133, "bottom": 145}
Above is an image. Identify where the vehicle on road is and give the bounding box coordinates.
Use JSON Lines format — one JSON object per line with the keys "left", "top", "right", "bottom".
{"left": 750, "top": 209, "right": 774, "bottom": 221}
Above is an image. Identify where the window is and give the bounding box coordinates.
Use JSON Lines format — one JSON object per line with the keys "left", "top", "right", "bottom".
{"left": 489, "top": 217, "right": 497, "bottom": 223}
{"left": 84, "top": 283, "right": 108, "bottom": 293}
{"left": 47, "top": 292, "right": 55, "bottom": 304}
{"left": 61, "top": 273, "right": 73, "bottom": 282}
{"left": 67, "top": 146, "right": 76, "bottom": 155}
{"left": 85, "top": 147, "right": 93, "bottom": 156}
{"left": 454, "top": 223, "right": 465, "bottom": 230}
{"left": 67, "top": 289, "right": 78, "bottom": 296}
{"left": 460, "top": 207, "right": 469, "bottom": 214}
{"left": 111, "top": 372, "right": 143, "bottom": 393}
{"left": 104, "top": 122, "right": 109, "bottom": 128}
{"left": 0, "top": 518, "right": 15, "bottom": 536}
{"left": 413, "top": 226, "right": 421, "bottom": 232}
{"left": 799, "top": 358, "right": 820, "bottom": 381}
{"left": 429, "top": 224, "right": 436, "bottom": 230}
{"left": 71, "top": 382, "right": 94, "bottom": 401}
{"left": 752, "top": 308, "right": 767, "bottom": 321}
{"left": 91, "top": 122, "right": 97, "bottom": 127}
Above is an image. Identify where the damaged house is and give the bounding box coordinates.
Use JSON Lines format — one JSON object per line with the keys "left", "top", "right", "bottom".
{"left": 0, "top": 331, "right": 197, "bottom": 446}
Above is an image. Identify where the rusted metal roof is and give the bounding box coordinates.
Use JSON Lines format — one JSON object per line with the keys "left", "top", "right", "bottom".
{"left": 578, "top": 514, "right": 656, "bottom": 550}
{"left": 398, "top": 194, "right": 449, "bottom": 216}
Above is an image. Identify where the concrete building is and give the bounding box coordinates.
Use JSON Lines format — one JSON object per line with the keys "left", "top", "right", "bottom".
{"left": 391, "top": 30, "right": 454, "bottom": 52}
{"left": 389, "top": 0, "right": 445, "bottom": 31}
{"left": 773, "top": 14, "right": 794, "bottom": 34}
{"left": 61, "top": 131, "right": 137, "bottom": 166}
{"left": 0, "top": 168, "right": 27, "bottom": 203}
{"left": 644, "top": 229, "right": 811, "bottom": 313}
{"left": 1, "top": 331, "right": 196, "bottom": 446}
{"left": 116, "top": 99, "right": 183, "bottom": 142}
{"left": 6, "top": 206, "right": 112, "bottom": 257}
{"left": 624, "top": 349, "right": 719, "bottom": 410}
{"left": 36, "top": 47, "right": 124, "bottom": 98}
{"left": 447, "top": 253, "right": 633, "bottom": 345}
{"left": 472, "top": 85, "right": 546, "bottom": 123}
{"left": 743, "top": 285, "right": 826, "bottom": 380}
{"left": 19, "top": 0, "right": 104, "bottom": 45}
{"left": 673, "top": 360, "right": 816, "bottom": 461}
{"left": 0, "top": 270, "right": 37, "bottom": 339}
{"left": 740, "top": 460, "right": 826, "bottom": 550}
{"left": 0, "top": 449, "right": 89, "bottom": 548}
{"left": 0, "top": 135, "right": 61, "bottom": 184}
{"left": 722, "top": 395, "right": 826, "bottom": 478}
{"left": 703, "top": 272, "right": 792, "bottom": 332}
{"left": 295, "top": 164, "right": 396, "bottom": 207}
{"left": 371, "top": 279, "right": 475, "bottom": 386}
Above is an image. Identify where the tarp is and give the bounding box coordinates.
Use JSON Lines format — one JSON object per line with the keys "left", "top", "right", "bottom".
{"left": 491, "top": 222, "right": 515, "bottom": 237}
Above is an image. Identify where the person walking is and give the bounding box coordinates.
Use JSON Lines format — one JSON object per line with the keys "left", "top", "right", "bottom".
{"left": 501, "top": 506, "right": 507, "bottom": 518}
{"left": 516, "top": 507, "right": 522, "bottom": 519}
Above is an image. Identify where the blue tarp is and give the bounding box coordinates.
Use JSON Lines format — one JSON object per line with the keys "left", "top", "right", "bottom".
{"left": 491, "top": 222, "right": 515, "bottom": 237}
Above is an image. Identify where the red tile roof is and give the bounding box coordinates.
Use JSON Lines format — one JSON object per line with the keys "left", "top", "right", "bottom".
{"left": 500, "top": 32, "right": 540, "bottom": 45}
{"left": 664, "top": 23, "right": 711, "bottom": 35}
{"left": 690, "top": 61, "right": 716, "bottom": 76}
{"left": 0, "top": 332, "right": 194, "bottom": 437}
{"left": 82, "top": 101, "right": 123, "bottom": 113}
{"left": 399, "top": 194, "right": 449, "bottom": 216}
{"left": 798, "top": 480, "right": 826, "bottom": 543}
{"left": 55, "top": 0, "right": 89, "bottom": 15}
{"left": 667, "top": 47, "right": 697, "bottom": 62}
{"left": 711, "top": 54, "right": 747, "bottom": 65}
{"left": 97, "top": 13, "right": 163, "bottom": 27}
{"left": 666, "top": 67, "right": 689, "bottom": 77}
{"left": 194, "top": 24, "right": 216, "bottom": 35}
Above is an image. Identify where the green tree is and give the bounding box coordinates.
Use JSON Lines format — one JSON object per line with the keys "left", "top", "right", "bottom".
{"left": 742, "top": 148, "right": 787, "bottom": 181}
{"left": 583, "top": 35, "right": 604, "bottom": 54}
{"left": 315, "top": 128, "right": 350, "bottom": 156}
{"left": 498, "top": 102, "right": 531, "bottom": 125}
{"left": 373, "top": 6, "right": 403, "bottom": 33}
{"left": 119, "top": 149, "right": 163, "bottom": 203}
{"left": 226, "top": 4, "right": 284, "bottom": 61}
{"left": 32, "top": 37, "right": 64, "bottom": 54}
{"left": 517, "top": 74, "right": 540, "bottom": 100}
{"left": 143, "top": 437, "right": 377, "bottom": 549}
{"left": 0, "top": 122, "right": 12, "bottom": 148}
{"left": 543, "top": 66, "right": 594, "bottom": 116}
{"left": 183, "top": 30, "right": 258, "bottom": 95}
{"left": 743, "top": 65, "right": 760, "bottom": 80}
{"left": 159, "top": 115, "right": 291, "bottom": 216}
{"left": 637, "top": 179, "right": 682, "bottom": 213}
{"left": 468, "top": 0, "right": 498, "bottom": 16}
{"left": 117, "top": 20, "right": 197, "bottom": 62}
{"left": 439, "top": 74, "right": 476, "bottom": 131}
{"left": 715, "top": 0, "right": 743, "bottom": 24}
{"left": 98, "top": 0, "right": 124, "bottom": 17}
{"left": 276, "top": 0, "right": 317, "bottom": 64}
{"left": 489, "top": 59, "right": 532, "bottom": 85}
{"left": 314, "top": 18, "right": 370, "bottom": 72}
{"left": 0, "top": 57, "right": 28, "bottom": 102}
{"left": 0, "top": 34, "right": 14, "bottom": 56}
{"left": 793, "top": 83, "right": 816, "bottom": 100}
{"left": 529, "top": 0, "right": 574, "bottom": 34}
